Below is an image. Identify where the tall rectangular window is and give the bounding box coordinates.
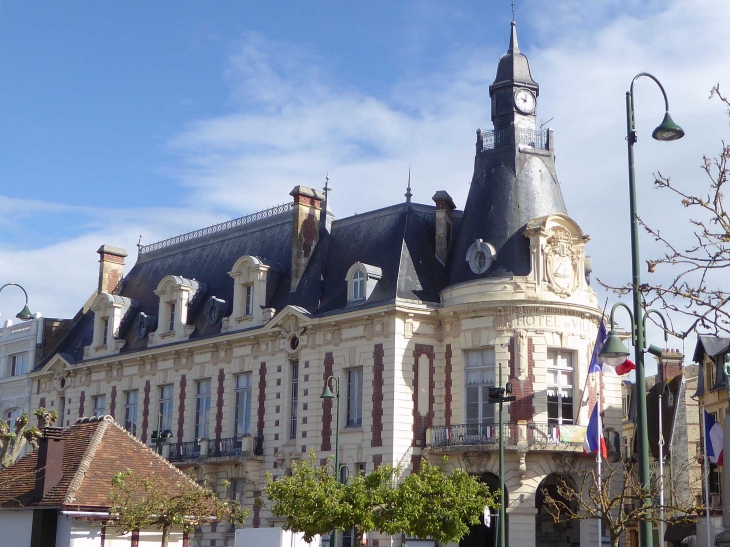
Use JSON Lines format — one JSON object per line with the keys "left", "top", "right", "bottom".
{"left": 245, "top": 285, "right": 254, "bottom": 316}
{"left": 195, "top": 379, "right": 211, "bottom": 439}
{"left": 124, "top": 390, "right": 139, "bottom": 436}
{"left": 102, "top": 318, "right": 109, "bottom": 346}
{"left": 169, "top": 302, "right": 176, "bottom": 332}
{"left": 290, "top": 363, "right": 299, "bottom": 439}
{"left": 58, "top": 397, "right": 66, "bottom": 427}
{"left": 547, "top": 349, "right": 574, "bottom": 425}
{"left": 347, "top": 368, "right": 363, "bottom": 427}
{"left": 93, "top": 395, "right": 106, "bottom": 417}
{"left": 10, "top": 353, "right": 27, "bottom": 376}
{"left": 234, "top": 373, "right": 252, "bottom": 437}
{"left": 465, "top": 348, "right": 495, "bottom": 425}
{"left": 159, "top": 385, "right": 174, "bottom": 432}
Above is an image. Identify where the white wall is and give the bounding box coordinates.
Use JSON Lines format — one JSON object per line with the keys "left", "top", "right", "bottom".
{"left": 0, "top": 510, "right": 33, "bottom": 546}
{"left": 55, "top": 515, "right": 185, "bottom": 547}
{"left": 235, "top": 528, "right": 321, "bottom": 547}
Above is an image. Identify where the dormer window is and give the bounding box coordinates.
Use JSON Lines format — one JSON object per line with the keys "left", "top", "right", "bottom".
{"left": 149, "top": 275, "right": 206, "bottom": 347}
{"left": 227, "top": 255, "right": 272, "bottom": 331}
{"left": 352, "top": 270, "right": 365, "bottom": 300}
{"left": 85, "top": 293, "right": 138, "bottom": 359}
{"left": 346, "top": 262, "right": 382, "bottom": 305}
{"left": 245, "top": 285, "right": 254, "bottom": 316}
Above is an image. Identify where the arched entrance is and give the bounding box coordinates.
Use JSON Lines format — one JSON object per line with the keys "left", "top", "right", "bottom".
{"left": 535, "top": 473, "right": 580, "bottom": 547}
{"left": 459, "top": 472, "right": 507, "bottom": 547}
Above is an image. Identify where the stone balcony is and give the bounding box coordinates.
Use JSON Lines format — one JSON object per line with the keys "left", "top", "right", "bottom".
{"left": 426, "top": 422, "right": 585, "bottom": 454}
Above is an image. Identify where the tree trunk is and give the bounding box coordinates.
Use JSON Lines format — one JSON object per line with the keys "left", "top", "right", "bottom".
{"left": 161, "top": 523, "right": 171, "bottom": 547}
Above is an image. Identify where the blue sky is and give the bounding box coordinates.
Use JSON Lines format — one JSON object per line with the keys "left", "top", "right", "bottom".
{"left": 1, "top": 0, "right": 729, "bottom": 362}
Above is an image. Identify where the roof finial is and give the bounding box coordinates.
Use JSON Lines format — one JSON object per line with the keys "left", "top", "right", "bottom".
{"left": 323, "top": 171, "right": 331, "bottom": 200}
{"left": 405, "top": 166, "right": 412, "bottom": 203}
{"left": 508, "top": 5, "right": 519, "bottom": 54}
{"left": 511, "top": 0, "right": 515, "bottom": 22}
{"left": 137, "top": 234, "right": 143, "bottom": 249}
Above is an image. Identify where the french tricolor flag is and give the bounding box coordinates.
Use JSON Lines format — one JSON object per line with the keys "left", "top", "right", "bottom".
{"left": 583, "top": 403, "right": 608, "bottom": 459}
{"left": 705, "top": 410, "right": 724, "bottom": 466}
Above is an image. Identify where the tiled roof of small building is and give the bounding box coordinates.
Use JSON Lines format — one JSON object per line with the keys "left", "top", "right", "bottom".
{"left": 0, "top": 416, "right": 201, "bottom": 510}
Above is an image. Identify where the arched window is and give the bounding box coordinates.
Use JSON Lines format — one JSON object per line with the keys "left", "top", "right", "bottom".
{"left": 6, "top": 408, "right": 22, "bottom": 422}
{"left": 352, "top": 270, "right": 365, "bottom": 301}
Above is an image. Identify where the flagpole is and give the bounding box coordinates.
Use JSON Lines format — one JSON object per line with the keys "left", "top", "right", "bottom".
{"left": 702, "top": 404, "right": 712, "bottom": 544}
{"left": 596, "top": 381, "right": 603, "bottom": 547}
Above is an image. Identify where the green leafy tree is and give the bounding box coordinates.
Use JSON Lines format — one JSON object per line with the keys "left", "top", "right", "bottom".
{"left": 0, "top": 408, "right": 58, "bottom": 468}
{"left": 109, "top": 469, "right": 250, "bottom": 547}
{"left": 264, "top": 453, "right": 497, "bottom": 545}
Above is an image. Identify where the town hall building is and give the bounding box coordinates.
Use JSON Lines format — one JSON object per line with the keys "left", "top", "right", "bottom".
{"left": 28, "top": 20, "right": 621, "bottom": 547}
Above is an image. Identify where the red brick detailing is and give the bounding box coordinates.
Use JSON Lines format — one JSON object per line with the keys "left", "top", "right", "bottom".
{"left": 79, "top": 391, "right": 85, "bottom": 417}
{"left": 302, "top": 214, "right": 316, "bottom": 257}
{"left": 372, "top": 540, "right": 380, "bottom": 547}
{"left": 210, "top": 523, "right": 217, "bottom": 533}
{"left": 141, "top": 381, "right": 151, "bottom": 442}
{"left": 445, "top": 344, "right": 453, "bottom": 427}
{"left": 131, "top": 529, "right": 139, "bottom": 547}
{"left": 100, "top": 527, "right": 105, "bottom": 547}
{"left": 109, "top": 387, "right": 117, "bottom": 420}
{"left": 321, "top": 352, "right": 334, "bottom": 452}
{"left": 373, "top": 454, "right": 382, "bottom": 469}
{"left": 257, "top": 363, "right": 267, "bottom": 441}
{"left": 39, "top": 397, "right": 46, "bottom": 409}
{"left": 99, "top": 252, "right": 125, "bottom": 265}
{"left": 215, "top": 368, "right": 225, "bottom": 443}
{"left": 412, "top": 344, "right": 435, "bottom": 447}
{"left": 253, "top": 490, "right": 262, "bottom": 527}
{"left": 508, "top": 337, "right": 535, "bottom": 421}
{"left": 183, "top": 533, "right": 189, "bottom": 547}
{"left": 177, "top": 376, "right": 187, "bottom": 442}
{"left": 293, "top": 194, "right": 322, "bottom": 208}
{"left": 411, "top": 454, "right": 422, "bottom": 473}
{"left": 371, "top": 343, "right": 384, "bottom": 447}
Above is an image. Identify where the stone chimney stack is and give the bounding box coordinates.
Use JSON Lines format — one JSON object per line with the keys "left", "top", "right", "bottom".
{"left": 97, "top": 245, "right": 127, "bottom": 295}
{"left": 432, "top": 191, "right": 456, "bottom": 265}
{"left": 658, "top": 349, "right": 683, "bottom": 382}
{"left": 34, "top": 428, "right": 64, "bottom": 501}
{"left": 290, "top": 186, "right": 324, "bottom": 291}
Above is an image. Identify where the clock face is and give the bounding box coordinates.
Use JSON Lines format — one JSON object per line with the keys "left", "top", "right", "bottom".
{"left": 514, "top": 89, "right": 536, "bottom": 114}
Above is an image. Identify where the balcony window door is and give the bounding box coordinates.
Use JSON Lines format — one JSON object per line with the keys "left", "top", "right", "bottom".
{"left": 547, "top": 349, "right": 574, "bottom": 426}
{"left": 234, "top": 373, "right": 252, "bottom": 437}
{"left": 10, "top": 353, "right": 27, "bottom": 376}
{"left": 159, "top": 385, "right": 174, "bottom": 432}
{"left": 93, "top": 395, "right": 106, "bottom": 417}
{"left": 195, "top": 379, "right": 211, "bottom": 439}
{"left": 124, "top": 390, "right": 138, "bottom": 436}
{"left": 465, "top": 348, "right": 495, "bottom": 429}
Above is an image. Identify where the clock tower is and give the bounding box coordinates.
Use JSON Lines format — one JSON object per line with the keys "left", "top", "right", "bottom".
{"left": 448, "top": 20, "right": 568, "bottom": 284}
{"left": 490, "top": 20, "right": 539, "bottom": 132}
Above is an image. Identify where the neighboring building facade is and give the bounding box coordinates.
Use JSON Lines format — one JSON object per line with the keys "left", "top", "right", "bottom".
{"left": 29, "top": 21, "right": 621, "bottom": 547}
{"left": 0, "top": 315, "right": 74, "bottom": 437}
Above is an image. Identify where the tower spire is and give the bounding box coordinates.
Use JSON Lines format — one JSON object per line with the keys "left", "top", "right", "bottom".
{"left": 405, "top": 166, "right": 412, "bottom": 203}
{"left": 508, "top": 19, "right": 519, "bottom": 53}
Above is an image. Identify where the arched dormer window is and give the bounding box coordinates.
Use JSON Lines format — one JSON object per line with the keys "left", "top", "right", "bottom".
{"left": 227, "top": 256, "right": 271, "bottom": 331}
{"left": 345, "top": 262, "right": 382, "bottom": 305}
{"left": 148, "top": 275, "right": 206, "bottom": 347}
{"left": 85, "top": 293, "right": 138, "bottom": 358}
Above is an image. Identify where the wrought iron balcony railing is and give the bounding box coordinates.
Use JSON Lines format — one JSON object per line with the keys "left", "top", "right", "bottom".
{"left": 428, "top": 422, "right": 585, "bottom": 449}
{"left": 480, "top": 128, "right": 549, "bottom": 152}
{"left": 168, "top": 440, "right": 202, "bottom": 462}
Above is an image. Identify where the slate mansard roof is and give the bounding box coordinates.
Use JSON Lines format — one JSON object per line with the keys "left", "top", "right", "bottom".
{"left": 0, "top": 416, "right": 201, "bottom": 509}
{"left": 44, "top": 201, "right": 458, "bottom": 366}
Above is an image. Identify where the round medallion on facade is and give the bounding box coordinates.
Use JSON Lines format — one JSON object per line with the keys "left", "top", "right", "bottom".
{"left": 466, "top": 239, "right": 497, "bottom": 274}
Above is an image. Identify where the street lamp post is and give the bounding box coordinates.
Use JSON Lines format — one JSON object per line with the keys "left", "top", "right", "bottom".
{"left": 321, "top": 376, "right": 341, "bottom": 547}
{"left": 605, "top": 73, "right": 685, "bottom": 547}
{"left": 0, "top": 283, "right": 34, "bottom": 321}
{"left": 488, "top": 363, "right": 515, "bottom": 547}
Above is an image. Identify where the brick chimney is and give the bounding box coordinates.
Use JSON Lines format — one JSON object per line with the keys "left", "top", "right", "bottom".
{"left": 658, "top": 349, "right": 683, "bottom": 382}
{"left": 97, "top": 245, "right": 127, "bottom": 295}
{"left": 290, "top": 186, "right": 324, "bottom": 291}
{"left": 432, "top": 191, "right": 456, "bottom": 265}
{"left": 34, "top": 428, "right": 64, "bottom": 501}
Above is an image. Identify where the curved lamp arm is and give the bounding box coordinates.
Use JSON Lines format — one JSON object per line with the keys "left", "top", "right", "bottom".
{"left": 0, "top": 283, "right": 33, "bottom": 321}
{"left": 643, "top": 308, "right": 670, "bottom": 348}
{"left": 630, "top": 72, "right": 671, "bottom": 112}
{"left": 609, "top": 302, "right": 636, "bottom": 345}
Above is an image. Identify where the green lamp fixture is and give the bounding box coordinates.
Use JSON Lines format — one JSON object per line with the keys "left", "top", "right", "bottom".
{"left": 320, "top": 384, "right": 335, "bottom": 399}
{"left": 652, "top": 112, "right": 685, "bottom": 141}
{"left": 599, "top": 330, "right": 631, "bottom": 367}
{"left": 0, "top": 283, "right": 34, "bottom": 321}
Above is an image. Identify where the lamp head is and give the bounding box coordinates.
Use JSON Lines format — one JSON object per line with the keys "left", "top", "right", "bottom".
{"left": 652, "top": 112, "right": 685, "bottom": 141}
{"left": 320, "top": 385, "right": 335, "bottom": 399}
{"left": 15, "top": 305, "right": 33, "bottom": 321}
{"left": 600, "top": 330, "right": 631, "bottom": 367}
